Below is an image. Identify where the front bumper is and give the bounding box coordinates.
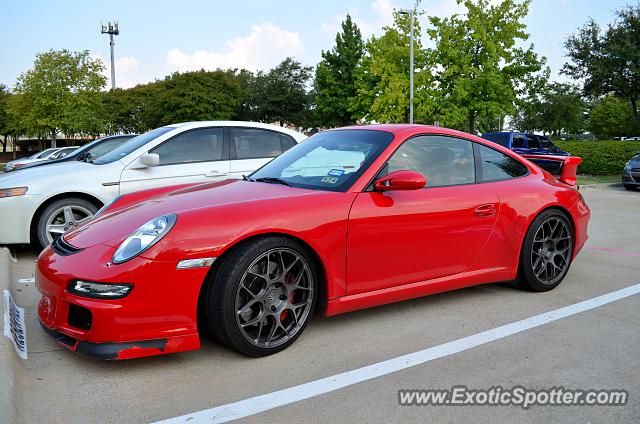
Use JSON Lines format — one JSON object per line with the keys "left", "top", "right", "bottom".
{"left": 36, "top": 241, "right": 209, "bottom": 359}
{"left": 0, "top": 194, "right": 42, "bottom": 244}
{"left": 622, "top": 171, "right": 640, "bottom": 186}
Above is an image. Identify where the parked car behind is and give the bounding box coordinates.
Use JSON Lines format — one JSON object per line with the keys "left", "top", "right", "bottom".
{"left": 622, "top": 152, "right": 640, "bottom": 190}
{"left": 482, "top": 132, "right": 570, "bottom": 175}
{"left": 0, "top": 121, "right": 306, "bottom": 248}
{"left": 9, "top": 135, "right": 137, "bottom": 173}
{"left": 5, "top": 148, "right": 62, "bottom": 172}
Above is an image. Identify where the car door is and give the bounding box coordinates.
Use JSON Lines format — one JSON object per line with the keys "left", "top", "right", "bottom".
{"left": 119, "top": 127, "right": 229, "bottom": 194}
{"left": 227, "top": 127, "right": 294, "bottom": 179}
{"left": 346, "top": 135, "right": 499, "bottom": 295}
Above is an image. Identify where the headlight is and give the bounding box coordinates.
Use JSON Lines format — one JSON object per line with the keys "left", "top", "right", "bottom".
{"left": 623, "top": 162, "right": 632, "bottom": 173}
{"left": 0, "top": 186, "right": 28, "bottom": 198}
{"left": 67, "top": 280, "right": 133, "bottom": 299}
{"left": 112, "top": 214, "right": 177, "bottom": 263}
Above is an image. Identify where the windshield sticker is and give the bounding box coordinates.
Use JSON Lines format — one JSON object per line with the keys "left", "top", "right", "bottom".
{"left": 321, "top": 176, "right": 339, "bottom": 184}
{"left": 327, "top": 169, "right": 345, "bottom": 177}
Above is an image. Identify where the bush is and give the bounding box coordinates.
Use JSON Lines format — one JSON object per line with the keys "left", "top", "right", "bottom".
{"left": 555, "top": 140, "right": 640, "bottom": 175}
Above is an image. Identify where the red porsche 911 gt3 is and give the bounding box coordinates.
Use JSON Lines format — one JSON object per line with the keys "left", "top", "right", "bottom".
{"left": 36, "top": 125, "right": 590, "bottom": 359}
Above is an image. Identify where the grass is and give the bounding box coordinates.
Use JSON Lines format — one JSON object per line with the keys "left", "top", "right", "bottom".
{"left": 576, "top": 174, "right": 620, "bottom": 185}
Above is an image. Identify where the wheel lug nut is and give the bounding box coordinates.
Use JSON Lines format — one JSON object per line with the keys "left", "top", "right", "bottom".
{"left": 270, "top": 305, "right": 277, "bottom": 312}
{"left": 280, "top": 295, "right": 287, "bottom": 300}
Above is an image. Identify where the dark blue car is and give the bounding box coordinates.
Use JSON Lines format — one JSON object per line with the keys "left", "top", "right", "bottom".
{"left": 482, "top": 132, "right": 570, "bottom": 176}
{"left": 481, "top": 132, "right": 569, "bottom": 156}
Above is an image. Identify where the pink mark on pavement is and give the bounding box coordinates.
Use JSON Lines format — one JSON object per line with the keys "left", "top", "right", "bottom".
{"left": 588, "top": 246, "right": 640, "bottom": 257}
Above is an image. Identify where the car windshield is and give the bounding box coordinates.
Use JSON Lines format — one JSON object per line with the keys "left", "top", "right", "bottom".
{"left": 34, "top": 149, "right": 57, "bottom": 159}
{"left": 249, "top": 129, "right": 394, "bottom": 192}
{"left": 93, "top": 127, "right": 174, "bottom": 164}
{"left": 71, "top": 136, "right": 127, "bottom": 159}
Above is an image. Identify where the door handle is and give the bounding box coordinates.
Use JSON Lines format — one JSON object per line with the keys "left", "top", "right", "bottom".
{"left": 473, "top": 203, "right": 496, "bottom": 217}
{"left": 205, "top": 170, "right": 227, "bottom": 178}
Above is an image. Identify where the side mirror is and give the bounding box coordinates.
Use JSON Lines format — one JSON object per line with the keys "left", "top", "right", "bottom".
{"left": 374, "top": 170, "right": 426, "bottom": 191}
{"left": 138, "top": 153, "right": 160, "bottom": 168}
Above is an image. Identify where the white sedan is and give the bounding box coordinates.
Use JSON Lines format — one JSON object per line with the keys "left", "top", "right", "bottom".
{"left": 5, "top": 147, "right": 62, "bottom": 172}
{"left": 0, "top": 121, "right": 305, "bottom": 247}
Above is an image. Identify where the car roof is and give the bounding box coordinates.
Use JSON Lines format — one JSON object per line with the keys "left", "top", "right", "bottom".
{"left": 163, "top": 121, "right": 306, "bottom": 141}
{"left": 334, "top": 124, "right": 490, "bottom": 142}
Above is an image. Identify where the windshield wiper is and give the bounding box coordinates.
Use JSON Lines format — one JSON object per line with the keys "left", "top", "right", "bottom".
{"left": 255, "top": 177, "right": 292, "bottom": 187}
{"left": 242, "top": 174, "right": 254, "bottom": 182}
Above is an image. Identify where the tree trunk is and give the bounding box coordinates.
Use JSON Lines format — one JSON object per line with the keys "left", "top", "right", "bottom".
{"left": 631, "top": 97, "right": 639, "bottom": 122}
{"left": 468, "top": 111, "right": 477, "bottom": 134}
{"left": 1, "top": 135, "right": 6, "bottom": 153}
{"left": 51, "top": 130, "right": 57, "bottom": 148}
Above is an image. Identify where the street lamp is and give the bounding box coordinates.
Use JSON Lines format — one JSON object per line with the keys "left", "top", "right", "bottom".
{"left": 399, "top": 9, "right": 414, "bottom": 124}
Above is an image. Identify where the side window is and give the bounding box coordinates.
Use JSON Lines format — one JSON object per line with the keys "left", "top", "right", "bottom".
{"left": 387, "top": 135, "right": 475, "bottom": 188}
{"left": 151, "top": 128, "right": 224, "bottom": 165}
{"left": 477, "top": 144, "right": 529, "bottom": 182}
{"left": 512, "top": 134, "right": 525, "bottom": 148}
{"left": 280, "top": 134, "right": 297, "bottom": 152}
{"left": 232, "top": 128, "right": 283, "bottom": 160}
{"left": 527, "top": 135, "right": 540, "bottom": 149}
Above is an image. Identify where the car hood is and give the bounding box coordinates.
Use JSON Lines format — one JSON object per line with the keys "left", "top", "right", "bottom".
{"left": 628, "top": 155, "right": 640, "bottom": 167}
{"left": 64, "top": 180, "right": 319, "bottom": 249}
{"left": 0, "top": 161, "right": 96, "bottom": 187}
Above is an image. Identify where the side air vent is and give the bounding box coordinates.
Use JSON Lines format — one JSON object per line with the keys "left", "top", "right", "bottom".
{"left": 51, "top": 236, "right": 83, "bottom": 256}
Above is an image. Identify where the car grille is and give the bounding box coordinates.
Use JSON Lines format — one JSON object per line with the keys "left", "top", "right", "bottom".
{"left": 51, "top": 236, "right": 83, "bottom": 256}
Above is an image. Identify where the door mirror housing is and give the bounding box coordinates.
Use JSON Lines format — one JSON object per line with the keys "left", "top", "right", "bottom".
{"left": 138, "top": 153, "right": 160, "bottom": 168}
{"left": 374, "top": 170, "right": 426, "bottom": 191}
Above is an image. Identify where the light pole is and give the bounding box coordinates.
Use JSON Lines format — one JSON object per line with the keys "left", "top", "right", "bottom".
{"left": 101, "top": 22, "right": 119, "bottom": 90}
{"left": 399, "top": 9, "right": 414, "bottom": 124}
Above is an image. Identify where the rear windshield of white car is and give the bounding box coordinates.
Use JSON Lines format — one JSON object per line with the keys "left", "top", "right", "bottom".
{"left": 93, "top": 127, "right": 174, "bottom": 164}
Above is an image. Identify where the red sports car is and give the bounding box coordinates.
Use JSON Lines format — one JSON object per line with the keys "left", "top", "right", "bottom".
{"left": 36, "top": 125, "right": 590, "bottom": 359}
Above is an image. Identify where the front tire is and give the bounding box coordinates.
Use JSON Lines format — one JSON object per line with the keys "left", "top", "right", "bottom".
{"left": 624, "top": 184, "right": 637, "bottom": 191}
{"left": 36, "top": 197, "right": 98, "bottom": 248}
{"left": 518, "top": 210, "right": 574, "bottom": 292}
{"left": 206, "top": 236, "right": 317, "bottom": 357}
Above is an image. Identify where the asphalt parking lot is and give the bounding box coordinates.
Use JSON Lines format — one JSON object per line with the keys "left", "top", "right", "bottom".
{"left": 1, "top": 183, "right": 639, "bottom": 424}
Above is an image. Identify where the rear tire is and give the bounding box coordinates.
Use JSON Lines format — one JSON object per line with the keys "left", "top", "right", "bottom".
{"left": 205, "top": 236, "right": 317, "bottom": 357}
{"left": 518, "top": 210, "right": 574, "bottom": 292}
{"left": 36, "top": 197, "right": 98, "bottom": 249}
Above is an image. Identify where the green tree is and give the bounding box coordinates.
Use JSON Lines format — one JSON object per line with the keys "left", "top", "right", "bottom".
{"left": 144, "top": 70, "right": 243, "bottom": 128}
{"left": 588, "top": 95, "right": 636, "bottom": 137}
{"left": 249, "top": 58, "right": 313, "bottom": 126}
{"left": 427, "top": 0, "right": 547, "bottom": 133}
{"left": 511, "top": 82, "right": 586, "bottom": 135}
{"left": 350, "top": 9, "right": 435, "bottom": 123}
{"left": 0, "top": 84, "right": 11, "bottom": 152}
{"left": 14, "top": 49, "right": 106, "bottom": 146}
{"left": 314, "top": 14, "right": 364, "bottom": 127}
{"left": 563, "top": 5, "right": 640, "bottom": 123}
{"left": 101, "top": 84, "right": 154, "bottom": 134}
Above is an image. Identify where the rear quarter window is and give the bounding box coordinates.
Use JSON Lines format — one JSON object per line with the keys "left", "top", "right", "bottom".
{"left": 477, "top": 143, "right": 529, "bottom": 182}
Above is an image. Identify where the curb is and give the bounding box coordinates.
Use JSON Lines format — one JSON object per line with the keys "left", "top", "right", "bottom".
{"left": 1, "top": 247, "right": 21, "bottom": 424}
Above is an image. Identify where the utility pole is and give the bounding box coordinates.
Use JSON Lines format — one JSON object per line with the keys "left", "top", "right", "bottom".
{"left": 399, "top": 9, "right": 414, "bottom": 124}
{"left": 101, "top": 21, "right": 119, "bottom": 90}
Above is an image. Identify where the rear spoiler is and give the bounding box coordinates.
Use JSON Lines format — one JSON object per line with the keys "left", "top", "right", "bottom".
{"left": 520, "top": 154, "right": 583, "bottom": 186}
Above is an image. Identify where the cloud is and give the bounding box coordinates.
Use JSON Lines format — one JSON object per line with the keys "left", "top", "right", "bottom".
{"left": 320, "top": 0, "right": 396, "bottom": 38}
{"left": 167, "top": 23, "right": 304, "bottom": 73}
{"left": 95, "top": 54, "right": 151, "bottom": 89}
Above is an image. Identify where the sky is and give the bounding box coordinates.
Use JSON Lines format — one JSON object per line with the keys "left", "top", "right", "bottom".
{"left": 0, "top": 0, "right": 633, "bottom": 89}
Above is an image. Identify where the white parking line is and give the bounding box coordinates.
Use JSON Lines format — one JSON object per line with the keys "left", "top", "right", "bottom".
{"left": 154, "top": 283, "right": 640, "bottom": 424}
